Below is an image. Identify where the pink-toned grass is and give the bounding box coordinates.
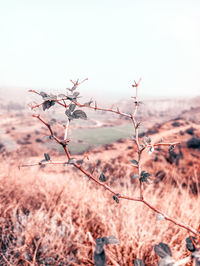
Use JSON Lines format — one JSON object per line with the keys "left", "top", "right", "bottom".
{"left": 0, "top": 159, "right": 199, "bottom": 265}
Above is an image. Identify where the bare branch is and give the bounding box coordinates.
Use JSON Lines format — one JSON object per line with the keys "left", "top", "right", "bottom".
{"left": 27, "top": 80, "right": 200, "bottom": 238}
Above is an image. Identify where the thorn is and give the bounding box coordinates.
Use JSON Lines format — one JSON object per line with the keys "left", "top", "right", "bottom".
{"left": 32, "top": 114, "right": 40, "bottom": 118}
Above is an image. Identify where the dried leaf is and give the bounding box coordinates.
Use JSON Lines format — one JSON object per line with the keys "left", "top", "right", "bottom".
{"left": 99, "top": 173, "right": 106, "bottom": 182}
{"left": 94, "top": 238, "right": 106, "bottom": 266}
{"left": 65, "top": 109, "right": 73, "bottom": 120}
{"left": 154, "top": 243, "right": 172, "bottom": 258}
{"left": 84, "top": 98, "right": 93, "bottom": 106}
{"left": 130, "top": 159, "right": 138, "bottom": 166}
{"left": 140, "top": 171, "right": 151, "bottom": 184}
{"left": 69, "top": 104, "right": 76, "bottom": 112}
{"left": 145, "top": 136, "right": 151, "bottom": 143}
{"left": 185, "top": 236, "right": 197, "bottom": 252}
{"left": 169, "top": 145, "right": 175, "bottom": 152}
{"left": 42, "top": 100, "right": 55, "bottom": 111}
{"left": 44, "top": 153, "right": 50, "bottom": 161}
{"left": 113, "top": 195, "right": 119, "bottom": 203}
{"left": 40, "top": 91, "right": 48, "bottom": 98}
{"left": 72, "top": 110, "right": 87, "bottom": 120}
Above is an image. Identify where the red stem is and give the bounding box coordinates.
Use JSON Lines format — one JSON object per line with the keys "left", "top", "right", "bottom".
{"left": 29, "top": 83, "right": 200, "bottom": 237}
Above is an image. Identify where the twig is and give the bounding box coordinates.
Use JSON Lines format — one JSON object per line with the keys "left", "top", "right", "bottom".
{"left": 20, "top": 161, "right": 69, "bottom": 168}
{"left": 28, "top": 89, "right": 133, "bottom": 119}
{"left": 30, "top": 113, "right": 199, "bottom": 236}
{"left": 28, "top": 80, "right": 200, "bottom": 237}
{"left": 71, "top": 100, "right": 132, "bottom": 119}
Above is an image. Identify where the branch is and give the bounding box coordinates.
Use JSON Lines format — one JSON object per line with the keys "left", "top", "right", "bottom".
{"left": 29, "top": 89, "right": 132, "bottom": 119}
{"left": 71, "top": 99, "right": 133, "bottom": 119}
{"left": 28, "top": 79, "right": 200, "bottom": 239}
{"left": 140, "top": 142, "right": 180, "bottom": 153}
{"left": 20, "top": 161, "right": 69, "bottom": 168}
{"left": 30, "top": 97, "right": 66, "bottom": 109}
{"left": 30, "top": 113, "right": 199, "bottom": 236}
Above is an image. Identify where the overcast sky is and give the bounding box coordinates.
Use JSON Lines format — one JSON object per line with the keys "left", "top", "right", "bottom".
{"left": 0, "top": 0, "right": 200, "bottom": 101}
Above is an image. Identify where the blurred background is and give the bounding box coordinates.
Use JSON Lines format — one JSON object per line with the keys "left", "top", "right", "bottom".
{"left": 0, "top": 0, "right": 200, "bottom": 102}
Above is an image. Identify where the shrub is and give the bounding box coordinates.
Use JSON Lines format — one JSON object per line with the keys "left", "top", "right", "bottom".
{"left": 22, "top": 78, "right": 200, "bottom": 265}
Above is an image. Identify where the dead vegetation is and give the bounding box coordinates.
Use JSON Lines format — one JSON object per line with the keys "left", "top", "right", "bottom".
{"left": 0, "top": 150, "right": 200, "bottom": 265}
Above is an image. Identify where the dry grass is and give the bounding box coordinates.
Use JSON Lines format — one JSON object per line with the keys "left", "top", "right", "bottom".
{"left": 0, "top": 158, "right": 199, "bottom": 265}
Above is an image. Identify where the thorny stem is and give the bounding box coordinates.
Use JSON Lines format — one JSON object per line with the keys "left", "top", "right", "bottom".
{"left": 131, "top": 79, "right": 143, "bottom": 199}
{"left": 29, "top": 89, "right": 132, "bottom": 119}
{"left": 71, "top": 100, "right": 132, "bottom": 119}
{"left": 21, "top": 161, "right": 70, "bottom": 167}
{"left": 28, "top": 90, "right": 66, "bottom": 108}
{"left": 27, "top": 80, "right": 200, "bottom": 237}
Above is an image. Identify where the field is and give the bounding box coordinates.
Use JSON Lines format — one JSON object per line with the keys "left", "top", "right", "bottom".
{"left": 53, "top": 124, "right": 144, "bottom": 154}
{"left": 0, "top": 97, "right": 200, "bottom": 265}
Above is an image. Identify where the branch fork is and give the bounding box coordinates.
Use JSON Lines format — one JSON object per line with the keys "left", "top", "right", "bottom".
{"left": 25, "top": 79, "right": 200, "bottom": 238}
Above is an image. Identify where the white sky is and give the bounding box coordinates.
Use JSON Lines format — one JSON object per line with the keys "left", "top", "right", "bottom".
{"left": 0, "top": 0, "right": 200, "bottom": 101}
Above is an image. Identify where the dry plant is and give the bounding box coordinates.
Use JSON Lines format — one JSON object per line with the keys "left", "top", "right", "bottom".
{"left": 17, "top": 78, "right": 200, "bottom": 265}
